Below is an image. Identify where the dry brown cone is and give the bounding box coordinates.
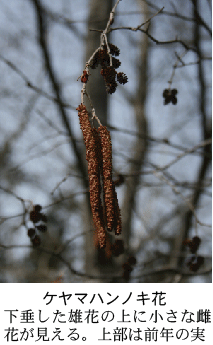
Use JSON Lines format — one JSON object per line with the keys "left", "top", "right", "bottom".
{"left": 77, "top": 104, "right": 106, "bottom": 248}
{"left": 98, "top": 125, "right": 115, "bottom": 232}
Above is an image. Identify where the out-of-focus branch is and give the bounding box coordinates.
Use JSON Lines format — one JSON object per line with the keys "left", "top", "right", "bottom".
{"left": 175, "top": 0, "right": 212, "bottom": 268}
{"left": 110, "top": 26, "right": 197, "bottom": 52}
{"left": 0, "top": 186, "right": 27, "bottom": 227}
{"left": 151, "top": 169, "right": 211, "bottom": 229}
{"left": 108, "top": 124, "right": 211, "bottom": 159}
{"left": 0, "top": 241, "right": 210, "bottom": 282}
{"left": 133, "top": 265, "right": 212, "bottom": 280}
{"left": 184, "top": 0, "right": 212, "bottom": 225}
{"left": 145, "top": 0, "right": 212, "bottom": 37}
{"left": 43, "top": 7, "right": 85, "bottom": 40}
{"left": 0, "top": 54, "right": 76, "bottom": 110}
{"left": 190, "top": 0, "right": 212, "bottom": 37}
{"left": 30, "top": 0, "right": 89, "bottom": 193}
{"left": 154, "top": 138, "right": 212, "bottom": 172}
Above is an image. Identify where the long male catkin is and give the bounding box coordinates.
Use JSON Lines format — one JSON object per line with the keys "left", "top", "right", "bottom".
{"left": 77, "top": 104, "right": 106, "bottom": 248}
{"left": 98, "top": 125, "right": 115, "bottom": 232}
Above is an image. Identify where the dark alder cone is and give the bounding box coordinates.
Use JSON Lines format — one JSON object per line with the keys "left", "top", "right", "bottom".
{"left": 114, "top": 174, "right": 125, "bottom": 187}
{"left": 117, "top": 72, "right": 128, "bottom": 85}
{"left": 163, "top": 88, "right": 178, "bottom": 105}
{"left": 28, "top": 228, "right": 35, "bottom": 238}
{"left": 108, "top": 43, "right": 120, "bottom": 56}
{"left": 171, "top": 96, "right": 177, "bottom": 105}
{"left": 183, "top": 236, "right": 201, "bottom": 254}
{"left": 34, "top": 204, "right": 42, "bottom": 213}
{"left": 98, "top": 49, "right": 109, "bottom": 66}
{"left": 111, "top": 239, "right": 124, "bottom": 257}
{"left": 189, "top": 264, "right": 199, "bottom": 272}
{"left": 102, "top": 43, "right": 120, "bottom": 57}
{"left": 163, "top": 89, "right": 169, "bottom": 98}
{"left": 128, "top": 256, "right": 137, "bottom": 266}
{"left": 197, "top": 255, "right": 204, "bottom": 266}
{"left": 112, "top": 57, "right": 121, "bottom": 69}
{"left": 101, "top": 67, "right": 118, "bottom": 94}
{"left": 164, "top": 97, "right": 171, "bottom": 105}
{"left": 30, "top": 210, "right": 42, "bottom": 223}
{"left": 106, "top": 81, "right": 117, "bottom": 94}
{"left": 171, "top": 88, "right": 177, "bottom": 96}
{"left": 90, "top": 57, "right": 99, "bottom": 69}
{"left": 101, "top": 66, "right": 117, "bottom": 83}
{"left": 77, "top": 104, "right": 106, "bottom": 248}
{"left": 187, "top": 255, "right": 204, "bottom": 272}
{"left": 98, "top": 126, "right": 115, "bottom": 232}
{"left": 90, "top": 49, "right": 107, "bottom": 68}
{"left": 188, "top": 242, "right": 199, "bottom": 254}
{"left": 192, "top": 236, "right": 201, "bottom": 246}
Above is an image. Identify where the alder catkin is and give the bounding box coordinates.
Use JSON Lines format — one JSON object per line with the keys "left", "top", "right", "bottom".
{"left": 77, "top": 104, "right": 106, "bottom": 248}
{"left": 92, "top": 128, "right": 107, "bottom": 227}
{"left": 98, "top": 125, "right": 115, "bottom": 232}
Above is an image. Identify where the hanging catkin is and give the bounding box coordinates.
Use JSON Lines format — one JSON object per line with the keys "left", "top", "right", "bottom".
{"left": 98, "top": 125, "right": 115, "bottom": 232}
{"left": 77, "top": 104, "right": 106, "bottom": 248}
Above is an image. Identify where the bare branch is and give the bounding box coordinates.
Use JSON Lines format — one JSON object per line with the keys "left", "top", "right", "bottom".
{"left": 151, "top": 169, "right": 211, "bottom": 229}
{"left": 0, "top": 54, "right": 76, "bottom": 110}
{"left": 154, "top": 138, "right": 212, "bottom": 172}
{"left": 30, "top": 0, "right": 89, "bottom": 197}
{"left": 109, "top": 27, "right": 197, "bottom": 52}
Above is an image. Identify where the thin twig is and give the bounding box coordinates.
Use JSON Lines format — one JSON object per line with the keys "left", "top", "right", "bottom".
{"left": 155, "top": 138, "right": 212, "bottom": 172}
{"left": 152, "top": 170, "right": 211, "bottom": 229}
{"left": 110, "top": 27, "right": 197, "bottom": 52}
{"left": 0, "top": 54, "right": 76, "bottom": 110}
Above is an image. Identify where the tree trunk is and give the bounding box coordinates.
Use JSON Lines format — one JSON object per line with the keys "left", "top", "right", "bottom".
{"left": 122, "top": 0, "right": 149, "bottom": 252}
{"left": 83, "top": 0, "right": 113, "bottom": 279}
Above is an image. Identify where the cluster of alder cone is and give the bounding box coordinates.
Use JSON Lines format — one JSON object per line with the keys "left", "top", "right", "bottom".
{"left": 79, "top": 43, "right": 138, "bottom": 279}
{"left": 87, "top": 43, "right": 128, "bottom": 94}
{"left": 27, "top": 204, "right": 47, "bottom": 247}
{"left": 183, "top": 236, "right": 204, "bottom": 272}
{"left": 163, "top": 88, "right": 178, "bottom": 105}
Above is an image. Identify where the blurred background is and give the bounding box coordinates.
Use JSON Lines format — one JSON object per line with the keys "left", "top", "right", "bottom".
{"left": 0, "top": 0, "right": 211, "bottom": 283}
